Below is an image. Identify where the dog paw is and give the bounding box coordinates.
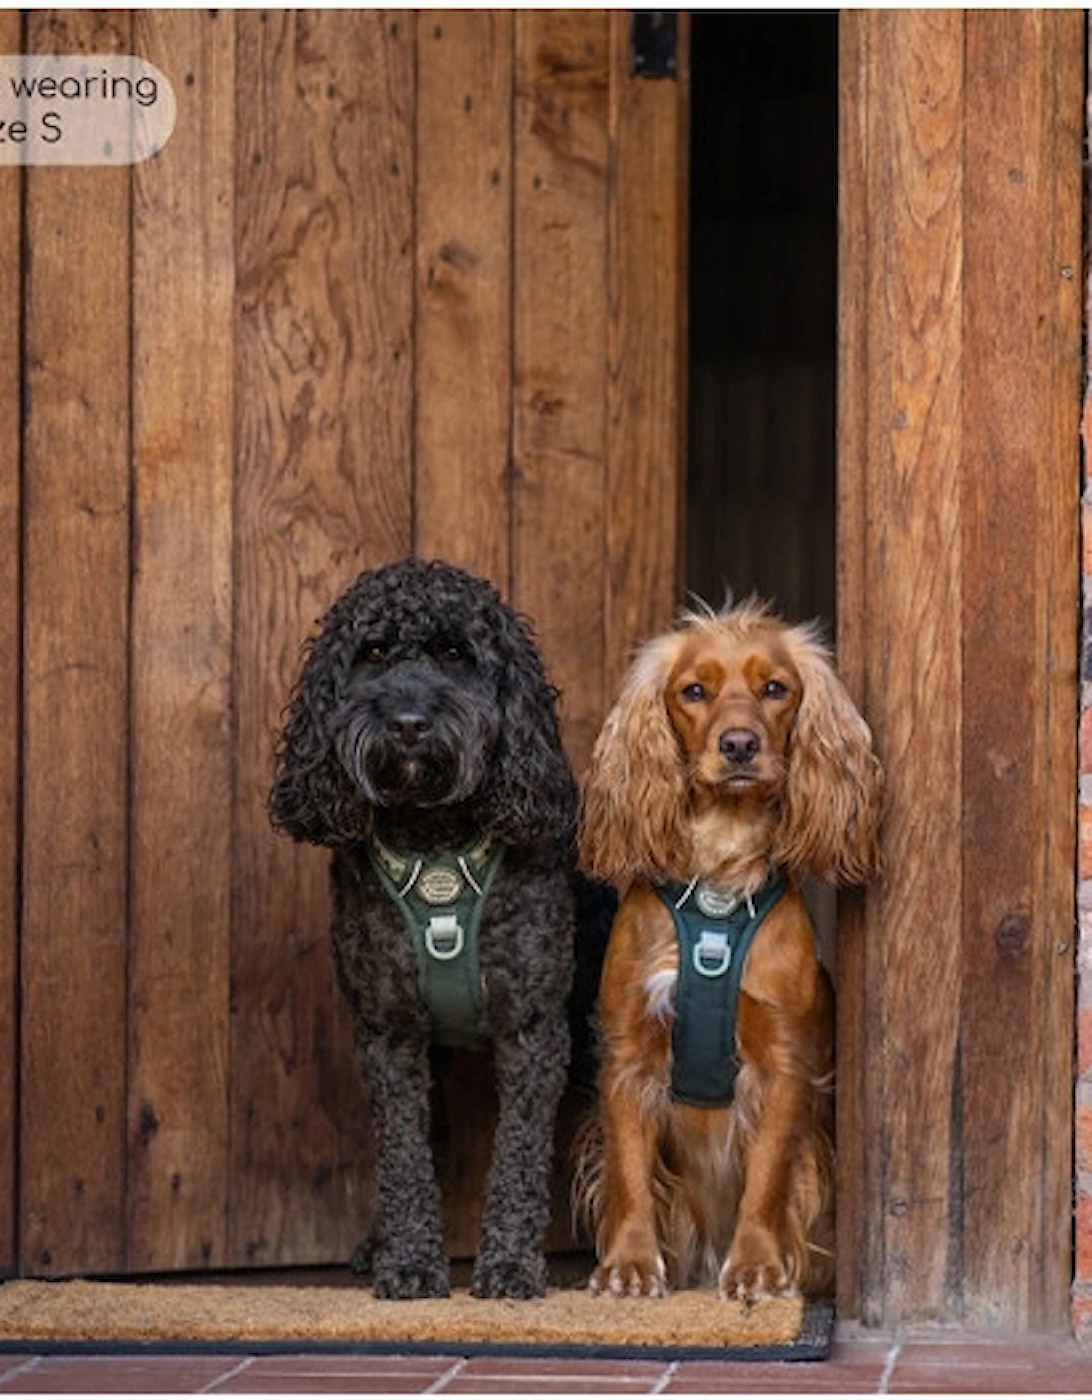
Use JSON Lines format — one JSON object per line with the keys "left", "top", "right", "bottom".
{"left": 348, "top": 1240, "right": 374, "bottom": 1277}
{"left": 588, "top": 1257, "right": 667, "bottom": 1299}
{"left": 718, "top": 1227, "right": 794, "bottom": 1303}
{"left": 372, "top": 1251, "right": 451, "bottom": 1300}
{"left": 470, "top": 1253, "right": 548, "bottom": 1300}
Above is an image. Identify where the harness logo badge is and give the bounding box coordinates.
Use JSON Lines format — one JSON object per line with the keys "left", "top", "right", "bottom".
{"left": 692, "top": 929, "right": 732, "bottom": 978}
{"left": 418, "top": 865, "right": 464, "bottom": 905}
{"left": 695, "top": 883, "right": 740, "bottom": 919}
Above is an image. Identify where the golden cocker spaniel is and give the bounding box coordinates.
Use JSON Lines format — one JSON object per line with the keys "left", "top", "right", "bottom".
{"left": 576, "top": 599, "right": 883, "bottom": 1301}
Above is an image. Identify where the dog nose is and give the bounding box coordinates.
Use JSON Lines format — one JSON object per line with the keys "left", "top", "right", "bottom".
{"left": 719, "top": 728, "right": 760, "bottom": 765}
{"left": 387, "top": 710, "right": 430, "bottom": 745}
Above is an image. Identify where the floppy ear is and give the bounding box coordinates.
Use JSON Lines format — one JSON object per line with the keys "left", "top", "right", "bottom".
{"left": 479, "top": 605, "right": 579, "bottom": 848}
{"left": 578, "top": 635, "right": 691, "bottom": 887}
{"left": 774, "top": 629, "right": 884, "bottom": 885}
{"left": 268, "top": 613, "right": 374, "bottom": 848}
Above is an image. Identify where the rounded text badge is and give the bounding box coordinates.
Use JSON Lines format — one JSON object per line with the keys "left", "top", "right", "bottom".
{"left": 0, "top": 54, "right": 176, "bottom": 165}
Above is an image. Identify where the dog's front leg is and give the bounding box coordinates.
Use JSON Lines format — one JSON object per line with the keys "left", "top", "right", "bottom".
{"left": 587, "top": 896, "right": 670, "bottom": 1298}
{"left": 719, "top": 995, "right": 821, "bottom": 1302}
{"left": 588, "top": 1067, "right": 668, "bottom": 1298}
{"left": 471, "top": 1012, "right": 568, "bottom": 1299}
{"left": 359, "top": 1031, "right": 450, "bottom": 1299}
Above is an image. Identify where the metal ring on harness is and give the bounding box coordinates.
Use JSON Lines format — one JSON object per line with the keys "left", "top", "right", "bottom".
{"left": 424, "top": 914, "right": 465, "bottom": 961}
{"left": 692, "top": 929, "right": 732, "bottom": 978}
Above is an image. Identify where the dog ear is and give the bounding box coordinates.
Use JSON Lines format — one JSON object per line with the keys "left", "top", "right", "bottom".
{"left": 774, "top": 630, "right": 884, "bottom": 885}
{"left": 578, "top": 634, "right": 691, "bottom": 887}
{"left": 480, "top": 607, "right": 579, "bottom": 848}
{"left": 268, "top": 624, "right": 373, "bottom": 847}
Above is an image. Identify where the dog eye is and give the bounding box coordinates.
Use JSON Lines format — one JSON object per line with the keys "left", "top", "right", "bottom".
{"left": 762, "top": 679, "right": 789, "bottom": 700}
{"left": 681, "top": 682, "right": 707, "bottom": 703}
{"left": 358, "top": 643, "right": 388, "bottom": 666}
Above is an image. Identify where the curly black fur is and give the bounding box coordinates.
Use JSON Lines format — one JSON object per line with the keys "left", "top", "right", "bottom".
{"left": 269, "top": 558, "right": 578, "bottom": 1299}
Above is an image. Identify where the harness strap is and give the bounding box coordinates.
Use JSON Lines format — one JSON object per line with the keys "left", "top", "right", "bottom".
{"left": 368, "top": 836, "right": 505, "bottom": 1048}
{"left": 655, "top": 873, "right": 789, "bottom": 1109}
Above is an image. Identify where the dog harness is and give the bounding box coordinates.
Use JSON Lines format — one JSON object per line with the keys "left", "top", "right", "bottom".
{"left": 367, "top": 835, "right": 505, "bottom": 1048}
{"left": 654, "top": 872, "right": 789, "bottom": 1109}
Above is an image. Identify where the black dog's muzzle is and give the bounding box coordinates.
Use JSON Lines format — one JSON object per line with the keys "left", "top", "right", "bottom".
{"left": 332, "top": 660, "right": 498, "bottom": 809}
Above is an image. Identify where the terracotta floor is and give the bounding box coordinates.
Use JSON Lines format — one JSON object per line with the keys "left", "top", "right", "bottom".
{"left": 0, "top": 1327, "right": 1089, "bottom": 1394}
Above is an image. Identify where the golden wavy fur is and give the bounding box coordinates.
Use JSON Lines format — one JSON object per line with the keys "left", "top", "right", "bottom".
{"left": 576, "top": 599, "right": 883, "bottom": 1300}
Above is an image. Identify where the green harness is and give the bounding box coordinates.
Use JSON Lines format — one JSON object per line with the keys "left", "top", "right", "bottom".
{"left": 367, "top": 835, "right": 506, "bottom": 1048}
{"left": 655, "top": 872, "right": 789, "bottom": 1109}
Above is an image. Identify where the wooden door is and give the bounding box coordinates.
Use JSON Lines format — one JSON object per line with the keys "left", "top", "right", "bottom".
{"left": 0, "top": 9, "right": 688, "bottom": 1277}
{"left": 838, "top": 9, "right": 1082, "bottom": 1329}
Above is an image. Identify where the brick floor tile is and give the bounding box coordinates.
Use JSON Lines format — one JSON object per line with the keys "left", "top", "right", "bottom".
{"left": 441, "top": 1354, "right": 670, "bottom": 1393}
{"left": 891, "top": 1332, "right": 1092, "bottom": 1394}
{"left": 0, "top": 1361, "right": 35, "bottom": 1388}
{"left": 0, "top": 1353, "right": 240, "bottom": 1393}
{"left": 208, "top": 1352, "right": 462, "bottom": 1394}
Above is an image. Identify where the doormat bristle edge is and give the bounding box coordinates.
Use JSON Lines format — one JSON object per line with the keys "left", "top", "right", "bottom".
{"left": 0, "top": 1279, "right": 834, "bottom": 1363}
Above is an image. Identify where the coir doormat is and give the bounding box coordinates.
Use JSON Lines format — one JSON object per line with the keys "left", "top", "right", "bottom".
{"left": 0, "top": 1278, "right": 834, "bottom": 1362}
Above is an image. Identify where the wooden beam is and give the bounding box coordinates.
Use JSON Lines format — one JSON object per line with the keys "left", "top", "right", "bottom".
{"left": 958, "top": 8, "right": 1081, "bottom": 1330}
{"left": 231, "top": 9, "right": 414, "bottom": 1267}
{"left": 513, "top": 9, "right": 610, "bottom": 777}
{"left": 605, "top": 12, "right": 689, "bottom": 694}
{"left": 127, "top": 8, "right": 235, "bottom": 1272}
{"left": 0, "top": 5, "right": 22, "bottom": 1277}
{"left": 415, "top": 10, "right": 514, "bottom": 590}
{"left": 20, "top": 7, "right": 133, "bottom": 1276}
{"left": 837, "top": 8, "right": 1081, "bottom": 1328}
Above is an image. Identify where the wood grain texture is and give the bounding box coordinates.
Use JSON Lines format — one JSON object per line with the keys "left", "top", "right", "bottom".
{"left": 834, "top": 10, "right": 873, "bottom": 1323}
{"left": 874, "top": 10, "right": 965, "bottom": 1326}
{"left": 838, "top": 8, "right": 965, "bottom": 1325}
{"left": 1040, "top": 9, "right": 1084, "bottom": 1334}
{"left": 513, "top": 9, "right": 610, "bottom": 777}
{"left": 415, "top": 10, "right": 513, "bottom": 587}
{"left": 5, "top": 5, "right": 688, "bottom": 1279}
{"left": 414, "top": 14, "right": 518, "bottom": 1256}
{"left": 20, "top": 8, "right": 133, "bottom": 1277}
{"left": 838, "top": 9, "right": 1080, "bottom": 1329}
{"left": 231, "top": 10, "right": 414, "bottom": 1267}
{"left": 604, "top": 12, "right": 688, "bottom": 695}
{"left": 0, "top": 5, "right": 21, "bottom": 1278}
{"left": 959, "top": 8, "right": 1080, "bottom": 1329}
{"left": 127, "top": 9, "right": 235, "bottom": 1272}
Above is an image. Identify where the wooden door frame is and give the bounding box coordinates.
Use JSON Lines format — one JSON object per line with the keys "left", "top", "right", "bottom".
{"left": 836, "top": 9, "right": 1082, "bottom": 1330}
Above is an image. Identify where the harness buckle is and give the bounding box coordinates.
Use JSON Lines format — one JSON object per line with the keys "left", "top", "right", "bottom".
{"left": 424, "top": 914, "right": 465, "bottom": 961}
{"left": 692, "top": 929, "right": 732, "bottom": 978}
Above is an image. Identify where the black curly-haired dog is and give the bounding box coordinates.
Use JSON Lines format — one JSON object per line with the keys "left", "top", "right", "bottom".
{"left": 269, "top": 557, "right": 578, "bottom": 1300}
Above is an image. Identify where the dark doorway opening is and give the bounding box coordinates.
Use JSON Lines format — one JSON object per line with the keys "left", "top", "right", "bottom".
{"left": 687, "top": 12, "right": 839, "bottom": 634}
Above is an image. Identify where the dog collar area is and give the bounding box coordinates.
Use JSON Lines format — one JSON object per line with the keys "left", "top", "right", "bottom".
{"left": 367, "top": 835, "right": 504, "bottom": 1047}
{"left": 655, "top": 872, "right": 789, "bottom": 1109}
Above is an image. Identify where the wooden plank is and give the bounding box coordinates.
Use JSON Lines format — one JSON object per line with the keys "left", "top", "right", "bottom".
{"left": 414, "top": 11, "right": 515, "bottom": 1258}
{"left": 839, "top": 8, "right": 1080, "bottom": 1330}
{"left": 870, "top": 9, "right": 965, "bottom": 1325}
{"left": 837, "top": 9, "right": 965, "bottom": 1324}
{"left": 0, "top": 5, "right": 21, "bottom": 1278}
{"left": 1039, "top": 10, "right": 1085, "bottom": 1332}
{"left": 232, "top": 10, "right": 414, "bottom": 1267}
{"left": 513, "top": 9, "right": 610, "bottom": 777}
{"left": 415, "top": 10, "right": 513, "bottom": 588}
{"left": 20, "top": 7, "right": 132, "bottom": 1276}
{"left": 604, "top": 12, "right": 688, "bottom": 694}
{"left": 834, "top": 9, "right": 874, "bottom": 1322}
{"left": 960, "top": 8, "right": 1080, "bottom": 1329}
{"left": 126, "top": 9, "right": 235, "bottom": 1272}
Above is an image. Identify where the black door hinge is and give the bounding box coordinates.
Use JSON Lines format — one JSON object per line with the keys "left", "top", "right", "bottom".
{"left": 630, "top": 11, "right": 677, "bottom": 80}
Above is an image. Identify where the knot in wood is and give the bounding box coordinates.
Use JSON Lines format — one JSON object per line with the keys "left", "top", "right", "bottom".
{"left": 994, "top": 911, "right": 1030, "bottom": 957}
